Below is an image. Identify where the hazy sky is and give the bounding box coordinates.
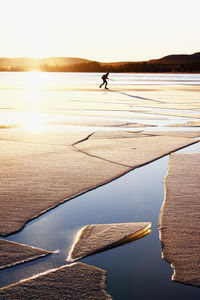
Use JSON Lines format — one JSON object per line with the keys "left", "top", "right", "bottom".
{"left": 0, "top": 0, "right": 199, "bottom": 61}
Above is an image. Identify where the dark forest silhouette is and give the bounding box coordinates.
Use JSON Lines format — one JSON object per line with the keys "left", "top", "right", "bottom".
{"left": 39, "top": 61, "right": 200, "bottom": 73}
{"left": 0, "top": 53, "right": 200, "bottom": 72}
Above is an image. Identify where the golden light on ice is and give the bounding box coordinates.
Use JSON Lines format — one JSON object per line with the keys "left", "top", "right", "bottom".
{"left": 29, "top": 90, "right": 41, "bottom": 102}
{"left": 25, "top": 72, "right": 44, "bottom": 88}
{"left": 22, "top": 72, "right": 45, "bottom": 104}
{"left": 25, "top": 111, "right": 45, "bottom": 130}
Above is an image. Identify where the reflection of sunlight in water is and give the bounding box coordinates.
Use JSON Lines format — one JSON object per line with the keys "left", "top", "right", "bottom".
{"left": 25, "top": 111, "right": 45, "bottom": 130}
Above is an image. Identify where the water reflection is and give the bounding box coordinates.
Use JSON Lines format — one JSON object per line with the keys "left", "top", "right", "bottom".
{"left": 1, "top": 146, "right": 199, "bottom": 299}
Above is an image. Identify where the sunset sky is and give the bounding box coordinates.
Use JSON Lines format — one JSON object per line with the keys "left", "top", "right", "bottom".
{"left": 0, "top": 0, "right": 199, "bottom": 62}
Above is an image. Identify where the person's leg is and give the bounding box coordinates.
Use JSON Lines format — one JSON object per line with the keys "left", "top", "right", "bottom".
{"left": 99, "top": 79, "right": 106, "bottom": 88}
{"left": 104, "top": 80, "right": 108, "bottom": 89}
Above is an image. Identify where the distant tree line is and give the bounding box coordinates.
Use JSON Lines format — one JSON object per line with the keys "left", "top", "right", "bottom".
{"left": 0, "top": 61, "right": 200, "bottom": 73}
{"left": 39, "top": 61, "right": 200, "bottom": 73}
{"left": 0, "top": 66, "right": 29, "bottom": 72}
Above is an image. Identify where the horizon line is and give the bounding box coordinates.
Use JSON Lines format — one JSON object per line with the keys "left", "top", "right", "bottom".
{"left": 0, "top": 56, "right": 148, "bottom": 63}
{"left": 0, "top": 51, "right": 199, "bottom": 63}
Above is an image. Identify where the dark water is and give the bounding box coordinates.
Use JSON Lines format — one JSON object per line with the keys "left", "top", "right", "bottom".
{"left": 0, "top": 143, "right": 200, "bottom": 299}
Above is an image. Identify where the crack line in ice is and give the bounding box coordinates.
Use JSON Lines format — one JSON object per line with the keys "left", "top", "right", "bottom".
{"left": 71, "top": 132, "right": 132, "bottom": 168}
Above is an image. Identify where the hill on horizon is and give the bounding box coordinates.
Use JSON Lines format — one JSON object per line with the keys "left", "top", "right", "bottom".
{"left": 0, "top": 57, "right": 93, "bottom": 68}
{"left": 149, "top": 52, "right": 200, "bottom": 64}
{"left": 0, "top": 52, "right": 199, "bottom": 72}
{"left": 0, "top": 52, "right": 200, "bottom": 67}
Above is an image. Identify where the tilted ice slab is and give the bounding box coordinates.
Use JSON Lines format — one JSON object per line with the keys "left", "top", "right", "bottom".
{"left": 67, "top": 222, "right": 151, "bottom": 262}
{"left": 0, "top": 128, "right": 197, "bottom": 236}
{"left": 0, "top": 139, "right": 129, "bottom": 236}
{"left": 159, "top": 153, "right": 200, "bottom": 286}
{"left": 0, "top": 262, "right": 112, "bottom": 300}
{"left": 76, "top": 133, "right": 198, "bottom": 168}
{"left": 0, "top": 239, "right": 51, "bottom": 270}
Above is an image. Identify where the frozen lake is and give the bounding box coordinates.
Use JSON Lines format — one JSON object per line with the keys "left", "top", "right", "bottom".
{"left": 0, "top": 72, "right": 200, "bottom": 299}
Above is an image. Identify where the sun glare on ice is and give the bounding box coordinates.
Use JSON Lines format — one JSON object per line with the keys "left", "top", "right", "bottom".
{"left": 25, "top": 111, "right": 45, "bottom": 130}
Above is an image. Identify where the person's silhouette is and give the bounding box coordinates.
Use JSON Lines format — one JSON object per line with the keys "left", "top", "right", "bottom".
{"left": 99, "top": 73, "right": 109, "bottom": 89}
